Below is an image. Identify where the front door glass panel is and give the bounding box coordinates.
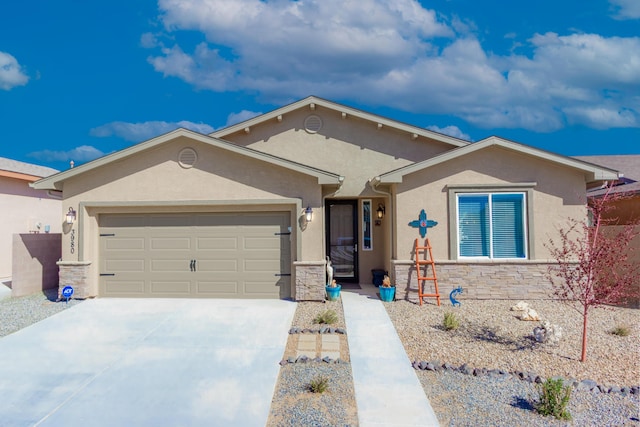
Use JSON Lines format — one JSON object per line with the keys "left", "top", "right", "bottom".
{"left": 327, "top": 201, "right": 357, "bottom": 280}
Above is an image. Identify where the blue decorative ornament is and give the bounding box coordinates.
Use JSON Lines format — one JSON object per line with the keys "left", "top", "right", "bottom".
{"left": 449, "top": 286, "right": 463, "bottom": 307}
{"left": 408, "top": 209, "right": 438, "bottom": 238}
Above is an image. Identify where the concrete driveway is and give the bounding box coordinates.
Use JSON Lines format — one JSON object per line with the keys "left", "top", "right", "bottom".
{"left": 0, "top": 298, "right": 296, "bottom": 427}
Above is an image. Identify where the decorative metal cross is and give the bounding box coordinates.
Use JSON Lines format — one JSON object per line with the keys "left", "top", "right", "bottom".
{"left": 408, "top": 209, "right": 438, "bottom": 238}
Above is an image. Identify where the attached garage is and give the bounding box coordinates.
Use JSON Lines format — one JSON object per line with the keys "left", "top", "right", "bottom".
{"left": 99, "top": 212, "right": 291, "bottom": 299}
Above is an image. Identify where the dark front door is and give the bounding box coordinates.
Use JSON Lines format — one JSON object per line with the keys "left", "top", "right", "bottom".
{"left": 326, "top": 200, "right": 358, "bottom": 282}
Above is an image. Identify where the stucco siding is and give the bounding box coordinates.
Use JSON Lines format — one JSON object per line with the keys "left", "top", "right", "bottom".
{"left": 223, "top": 106, "right": 453, "bottom": 197}
{"left": 0, "top": 176, "right": 61, "bottom": 278}
{"left": 395, "top": 146, "right": 587, "bottom": 261}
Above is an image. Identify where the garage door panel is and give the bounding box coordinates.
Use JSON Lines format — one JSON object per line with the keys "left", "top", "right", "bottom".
{"left": 150, "top": 237, "right": 191, "bottom": 250}
{"left": 197, "top": 260, "right": 238, "bottom": 272}
{"left": 196, "top": 281, "right": 238, "bottom": 294}
{"left": 105, "top": 259, "right": 145, "bottom": 273}
{"left": 104, "top": 238, "right": 145, "bottom": 251}
{"left": 244, "top": 281, "right": 280, "bottom": 296}
{"left": 150, "top": 259, "right": 191, "bottom": 273}
{"left": 244, "top": 236, "right": 281, "bottom": 250}
{"left": 245, "top": 260, "right": 280, "bottom": 272}
{"left": 100, "top": 215, "right": 147, "bottom": 228}
{"left": 104, "top": 280, "right": 146, "bottom": 295}
{"left": 149, "top": 215, "right": 194, "bottom": 227}
{"left": 196, "top": 237, "right": 238, "bottom": 250}
{"left": 100, "top": 211, "right": 291, "bottom": 298}
{"left": 150, "top": 281, "right": 191, "bottom": 294}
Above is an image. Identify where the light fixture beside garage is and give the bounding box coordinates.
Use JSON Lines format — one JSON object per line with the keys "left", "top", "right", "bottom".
{"left": 305, "top": 206, "right": 313, "bottom": 222}
{"left": 65, "top": 207, "right": 76, "bottom": 224}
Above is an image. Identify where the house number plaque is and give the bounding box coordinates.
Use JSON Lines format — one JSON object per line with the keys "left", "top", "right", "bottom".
{"left": 70, "top": 229, "right": 75, "bottom": 254}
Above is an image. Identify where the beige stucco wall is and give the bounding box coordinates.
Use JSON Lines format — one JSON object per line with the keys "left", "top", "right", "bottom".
{"left": 395, "top": 146, "right": 587, "bottom": 262}
{"left": 222, "top": 106, "right": 454, "bottom": 197}
{"left": 11, "top": 233, "right": 61, "bottom": 296}
{"left": 59, "top": 136, "right": 325, "bottom": 297}
{"left": 0, "top": 176, "right": 62, "bottom": 278}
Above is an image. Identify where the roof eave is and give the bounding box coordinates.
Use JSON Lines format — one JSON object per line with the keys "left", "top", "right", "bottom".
{"left": 211, "top": 96, "right": 469, "bottom": 148}
{"left": 30, "top": 128, "right": 343, "bottom": 190}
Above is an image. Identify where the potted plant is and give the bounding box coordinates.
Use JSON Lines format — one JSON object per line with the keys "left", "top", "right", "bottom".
{"left": 326, "top": 279, "right": 341, "bottom": 301}
{"left": 379, "top": 275, "right": 395, "bottom": 302}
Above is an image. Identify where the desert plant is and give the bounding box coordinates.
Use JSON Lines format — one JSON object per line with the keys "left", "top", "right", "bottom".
{"left": 442, "top": 312, "right": 460, "bottom": 331}
{"left": 309, "top": 375, "right": 329, "bottom": 393}
{"left": 381, "top": 275, "right": 394, "bottom": 288}
{"left": 545, "top": 184, "right": 640, "bottom": 362}
{"left": 313, "top": 309, "right": 338, "bottom": 325}
{"left": 535, "top": 378, "right": 572, "bottom": 420}
{"left": 609, "top": 325, "right": 631, "bottom": 337}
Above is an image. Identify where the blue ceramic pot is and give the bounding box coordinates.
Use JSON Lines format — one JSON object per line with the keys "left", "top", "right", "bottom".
{"left": 326, "top": 285, "right": 341, "bottom": 301}
{"left": 379, "top": 286, "right": 395, "bottom": 302}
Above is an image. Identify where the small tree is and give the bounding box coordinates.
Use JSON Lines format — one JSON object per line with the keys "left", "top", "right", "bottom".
{"left": 546, "top": 184, "right": 640, "bottom": 362}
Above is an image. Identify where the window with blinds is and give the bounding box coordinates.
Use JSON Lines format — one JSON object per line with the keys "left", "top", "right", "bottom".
{"left": 457, "top": 193, "right": 526, "bottom": 259}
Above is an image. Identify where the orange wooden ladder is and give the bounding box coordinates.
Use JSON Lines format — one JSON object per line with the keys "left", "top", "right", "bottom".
{"left": 415, "top": 238, "right": 441, "bottom": 306}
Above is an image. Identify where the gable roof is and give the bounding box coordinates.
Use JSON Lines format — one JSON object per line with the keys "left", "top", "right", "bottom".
{"left": 31, "top": 128, "right": 343, "bottom": 191}
{"left": 211, "top": 96, "right": 470, "bottom": 149}
{"left": 0, "top": 157, "right": 59, "bottom": 182}
{"left": 574, "top": 155, "right": 640, "bottom": 196}
{"left": 376, "top": 136, "right": 620, "bottom": 184}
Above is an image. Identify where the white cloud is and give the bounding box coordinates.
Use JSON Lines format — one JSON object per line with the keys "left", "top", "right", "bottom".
{"left": 145, "top": 0, "right": 640, "bottom": 132}
{"left": 28, "top": 145, "right": 105, "bottom": 163}
{"left": 225, "top": 110, "right": 261, "bottom": 127}
{"left": 90, "top": 120, "right": 215, "bottom": 142}
{"left": 609, "top": 0, "right": 640, "bottom": 19}
{"left": 0, "top": 51, "right": 29, "bottom": 90}
{"left": 426, "top": 125, "right": 471, "bottom": 141}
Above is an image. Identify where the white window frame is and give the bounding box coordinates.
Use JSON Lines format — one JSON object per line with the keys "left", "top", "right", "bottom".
{"left": 447, "top": 183, "right": 536, "bottom": 261}
{"left": 456, "top": 192, "right": 528, "bottom": 260}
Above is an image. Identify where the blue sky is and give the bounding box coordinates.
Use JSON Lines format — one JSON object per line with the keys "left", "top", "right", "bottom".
{"left": 1, "top": 0, "right": 638, "bottom": 171}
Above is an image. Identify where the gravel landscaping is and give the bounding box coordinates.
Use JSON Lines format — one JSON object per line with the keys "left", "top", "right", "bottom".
{"left": 0, "top": 289, "right": 83, "bottom": 337}
{"left": 267, "top": 300, "right": 358, "bottom": 427}
{"left": 385, "top": 298, "right": 640, "bottom": 426}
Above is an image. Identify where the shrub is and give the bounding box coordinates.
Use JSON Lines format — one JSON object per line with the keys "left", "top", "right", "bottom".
{"left": 535, "top": 378, "right": 572, "bottom": 420}
{"left": 309, "top": 375, "right": 329, "bottom": 394}
{"left": 609, "top": 325, "right": 630, "bottom": 337}
{"left": 314, "top": 309, "right": 338, "bottom": 325}
{"left": 442, "top": 312, "right": 460, "bottom": 331}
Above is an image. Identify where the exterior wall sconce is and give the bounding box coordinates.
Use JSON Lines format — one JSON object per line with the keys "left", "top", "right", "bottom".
{"left": 65, "top": 207, "right": 77, "bottom": 224}
{"left": 305, "top": 206, "right": 313, "bottom": 222}
{"left": 376, "top": 203, "right": 385, "bottom": 219}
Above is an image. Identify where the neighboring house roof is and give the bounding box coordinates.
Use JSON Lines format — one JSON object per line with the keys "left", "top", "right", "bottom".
{"left": 377, "top": 136, "right": 620, "bottom": 184}
{"left": 0, "top": 157, "right": 59, "bottom": 182}
{"left": 574, "top": 155, "right": 640, "bottom": 196}
{"left": 211, "top": 95, "right": 470, "bottom": 149}
{"left": 31, "top": 128, "right": 343, "bottom": 191}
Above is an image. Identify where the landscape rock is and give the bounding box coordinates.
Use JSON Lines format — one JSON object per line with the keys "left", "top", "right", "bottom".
{"left": 518, "top": 308, "right": 540, "bottom": 321}
{"left": 510, "top": 301, "right": 530, "bottom": 311}
{"left": 577, "top": 379, "right": 598, "bottom": 391}
{"left": 533, "top": 321, "right": 562, "bottom": 343}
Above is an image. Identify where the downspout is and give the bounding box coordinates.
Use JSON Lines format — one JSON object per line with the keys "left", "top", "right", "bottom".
{"left": 321, "top": 176, "right": 345, "bottom": 262}
{"left": 369, "top": 176, "right": 394, "bottom": 273}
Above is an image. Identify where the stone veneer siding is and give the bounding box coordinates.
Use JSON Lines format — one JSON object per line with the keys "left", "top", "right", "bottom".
{"left": 393, "top": 260, "right": 555, "bottom": 303}
{"left": 294, "top": 261, "right": 326, "bottom": 301}
{"left": 57, "top": 261, "right": 92, "bottom": 299}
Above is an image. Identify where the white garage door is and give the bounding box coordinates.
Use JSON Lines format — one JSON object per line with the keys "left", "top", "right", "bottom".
{"left": 99, "top": 212, "right": 291, "bottom": 298}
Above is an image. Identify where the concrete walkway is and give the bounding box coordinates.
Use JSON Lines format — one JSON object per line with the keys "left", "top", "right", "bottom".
{"left": 342, "top": 291, "right": 440, "bottom": 427}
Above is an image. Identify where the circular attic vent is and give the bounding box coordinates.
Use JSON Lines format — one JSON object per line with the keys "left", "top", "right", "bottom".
{"left": 304, "top": 115, "right": 323, "bottom": 134}
{"left": 178, "top": 148, "right": 198, "bottom": 169}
